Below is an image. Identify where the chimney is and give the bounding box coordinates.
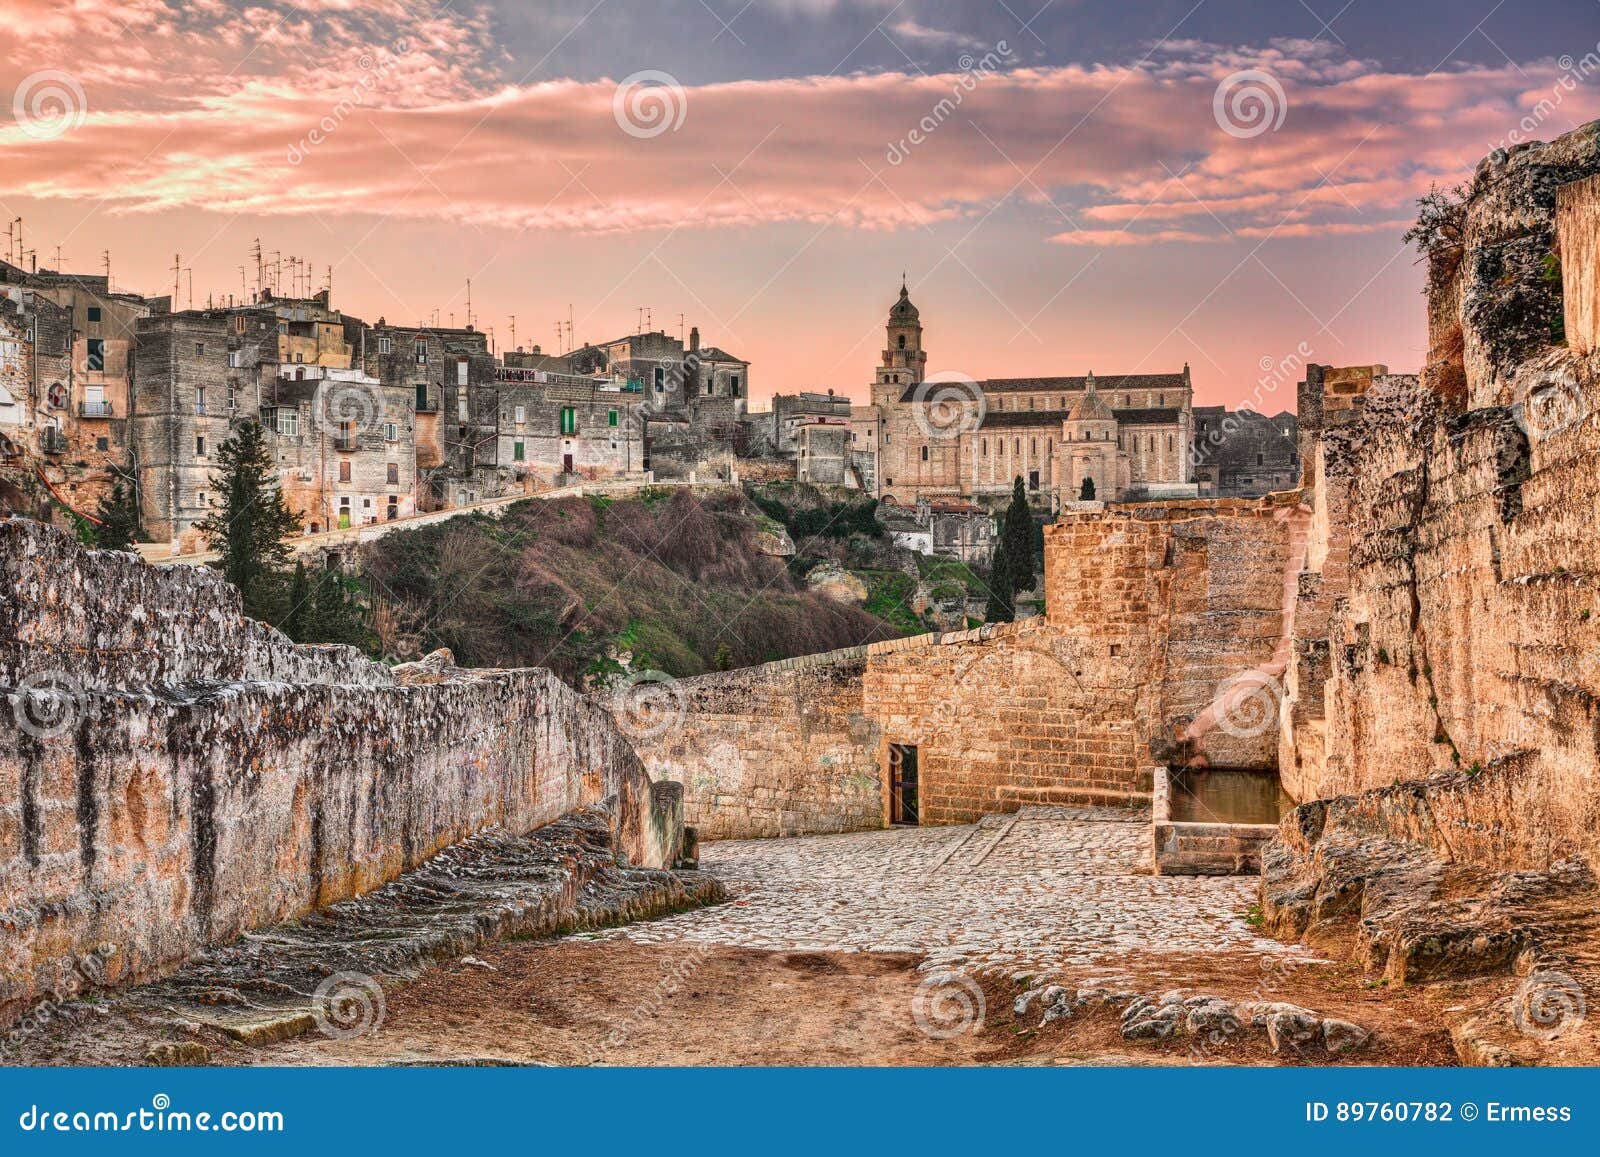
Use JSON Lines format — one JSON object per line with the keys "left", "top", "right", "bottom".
{"left": 689, "top": 326, "right": 700, "bottom": 353}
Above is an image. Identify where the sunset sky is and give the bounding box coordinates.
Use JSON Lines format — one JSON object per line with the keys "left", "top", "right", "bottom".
{"left": 3, "top": 0, "right": 1598, "bottom": 407}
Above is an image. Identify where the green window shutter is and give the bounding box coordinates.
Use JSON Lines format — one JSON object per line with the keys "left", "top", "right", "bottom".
{"left": 514, "top": 441, "right": 525, "bottom": 461}
{"left": 608, "top": 409, "right": 618, "bottom": 427}
{"left": 560, "top": 407, "right": 576, "bottom": 434}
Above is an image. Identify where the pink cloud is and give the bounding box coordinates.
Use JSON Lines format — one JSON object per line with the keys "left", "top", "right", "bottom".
{"left": 2, "top": 7, "right": 1596, "bottom": 253}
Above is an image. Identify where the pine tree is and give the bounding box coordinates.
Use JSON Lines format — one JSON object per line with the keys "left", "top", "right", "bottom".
{"left": 1003, "top": 476, "right": 1035, "bottom": 596}
{"left": 196, "top": 420, "right": 301, "bottom": 619}
{"left": 92, "top": 472, "right": 144, "bottom": 551}
{"left": 984, "top": 529, "right": 1015, "bottom": 623}
{"left": 1079, "top": 476, "right": 1096, "bottom": 501}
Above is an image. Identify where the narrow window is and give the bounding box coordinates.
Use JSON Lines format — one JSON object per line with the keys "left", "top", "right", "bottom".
{"left": 387, "top": 462, "right": 399, "bottom": 484}
{"left": 195, "top": 436, "right": 206, "bottom": 457}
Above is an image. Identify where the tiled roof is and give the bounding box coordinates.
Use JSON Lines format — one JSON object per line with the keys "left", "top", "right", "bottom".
{"left": 898, "top": 371, "right": 1184, "bottom": 403}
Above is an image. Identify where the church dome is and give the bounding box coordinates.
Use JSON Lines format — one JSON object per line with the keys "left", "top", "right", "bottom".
{"left": 889, "top": 281, "right": 919, "bottom": 322}
{"left": 1067, "top": 374, "right": 1113, "bottom": 422}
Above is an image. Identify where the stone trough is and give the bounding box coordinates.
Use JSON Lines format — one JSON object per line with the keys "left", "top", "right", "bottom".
{"left": 1151, "top": 767, "right": 1286, "bottom": 876}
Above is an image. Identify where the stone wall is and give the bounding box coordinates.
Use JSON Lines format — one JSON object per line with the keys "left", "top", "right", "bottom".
{"left": 622, "top": 491, "right": 1304, "bottom": 832}
{"left": 0, "top": 521, "right": 682, "bottom": 1026}
{"left": 1558, "top": 172, "right": 1600, "bottom": 356}
{"left": 619, "top": 648, "right": 881, "bottom": 839}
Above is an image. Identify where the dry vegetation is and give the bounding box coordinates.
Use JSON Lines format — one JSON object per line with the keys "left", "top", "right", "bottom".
{"left": 360, "top": 487, "right": 903, "bottom": 684}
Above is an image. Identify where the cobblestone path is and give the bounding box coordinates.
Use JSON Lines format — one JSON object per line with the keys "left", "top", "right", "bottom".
{"left": 607, "top": 807, "right": 1309, "bottom": 983}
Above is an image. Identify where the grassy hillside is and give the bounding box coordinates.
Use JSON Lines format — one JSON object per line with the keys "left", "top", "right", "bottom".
{"left": 359, "top": 487, "right": 906, "bottom": 686}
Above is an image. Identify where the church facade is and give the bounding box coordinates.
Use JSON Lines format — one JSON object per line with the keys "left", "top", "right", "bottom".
{"left": 865, "top": 282, "right": 1199, "bottom": 508}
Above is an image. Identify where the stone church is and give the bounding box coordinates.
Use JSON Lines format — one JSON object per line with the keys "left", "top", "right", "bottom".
{"left": 863, "top": 281, "right": 1199, "bottom": 508}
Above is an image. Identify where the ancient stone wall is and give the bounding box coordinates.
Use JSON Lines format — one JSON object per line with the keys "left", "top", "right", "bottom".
{"left": 619, "top": 648, "right": 881, "bottom": 839}
{"left": 1558, "top": 173, "right": 1600, "bottom": 356}
{"left": 0, "top": 521, "right": 682, "bottom": 1027}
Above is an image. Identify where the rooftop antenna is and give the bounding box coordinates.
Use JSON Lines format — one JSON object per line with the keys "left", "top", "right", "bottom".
{"left": 465, "top": 278, "right": 472, "bottom": 330}
{"left": 3, "top": 221, "right": 12, "bottom": 266}
{"left": 102, "top": 250, "right": 111, "bottom": 290}
{"left": 13, "top": 218, "right": 21, "bottom": 267}
{"left": 172, "top": 254, "right": 181, "bottom": 308}
{"left": 185, "top": 268, "right": 193, "bottom": 311}
{"left": 53, "top": 245, "right": 62, "bottom": 270}
{"left": 238, "top": 266, "right": 247, "bottom": 299}
{"left": 678, "top": 313, "right": 685, "bottom": 343}
{"left": 24, "top": 248, "right": 35, "bottom": 274}
{"left": 509, "top": 315, "right": 516, "bottom": 353}
{"left": 250, "top": 238, "right": 262, "bottom": 300}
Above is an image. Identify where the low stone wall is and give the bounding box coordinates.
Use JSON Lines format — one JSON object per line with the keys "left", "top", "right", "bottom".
{"left": 618, "top": 647, "right": 881, "bottom": 839}
{"left": 0, "top": 521, "right": 682, "bottom": 1027}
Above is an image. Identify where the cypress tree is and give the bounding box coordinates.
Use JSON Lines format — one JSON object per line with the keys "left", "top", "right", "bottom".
{"left": 196, "top": 420, "right": 301, "bottom": 620}
{"left": 283, "top": 560, "right": 311, "bottom": 641}
{"left": 93, "top": 471, "right": 144, "bottom": 551}
{"left": 1003, "top": 476, "right": 1035, "bottom": 596}
{"left": 985, "top": 527, "right": 1015, "bottom": 623}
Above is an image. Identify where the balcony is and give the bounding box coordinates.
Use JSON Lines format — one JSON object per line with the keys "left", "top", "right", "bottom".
{"left": 41, "top": 428, "right": 68, "bottom": 454}
{"left": 333, "top": 436, "right": 360, "bottom": 452}
{"left": 79, "top": 400, "right": 114, "bottom": 418}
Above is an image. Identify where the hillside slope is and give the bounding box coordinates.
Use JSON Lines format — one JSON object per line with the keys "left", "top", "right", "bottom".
{"left": 359, "top": 487, "right": 907, "bottom": 686}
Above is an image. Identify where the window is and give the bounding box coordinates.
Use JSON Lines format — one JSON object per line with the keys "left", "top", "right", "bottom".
{"left": 514, "top": 404, "right": 525, "bottom": 424}
{"left": 981, "top": 439, "right": 987, "bottom": 456}
{"left": 1257, "top": 452, "right": 1265, "bottom": 466}
{"left": 1168, "top": 434, "right": 1175, "bottom": 451}
{"left": 339, "top": 460, "right": 351, "bottom": 483}
{"left": 560, "top": 407, "right": 576, "bottom": 435}
{"left": 195, "top": 343, "right": 205, "bottom": 356}
{"left": 294, "top": 352, "right": 303, "bottom": 364}
{"left": 513, "top": 440, "right": 525, "bottom": 462}
{"left": 87, "top": 306, "right": 102, "bottom": 323}
{"left": 654, "top": 366, "right": 665, "bottom": 390}
{"left": 227, "top": 385, "right": 237, "bottom": 410}
{"left": 195, "top": 387, "right": 206, "bottom": 415}
{"left": 730, "top": 375, "right": 740, "bottom": 396}
{"left": 384, "top": 422, "right": 398, "bottom": 442}
{"left": 414, "top": 340, "right": 428, "bottom": 364}
{"left": 86, "top": 338, "right": 105, "bottom": 372}
{"left": 234, "top": 316, "right": 246, "bottom": 334}
{"left": 457, "top": 394, "right": 468, "bottom": 420}
{"left": 920, "top": 446, "right": 928, "bottom": 461}
{"left": 608, "top": 409, "right": 618, "bottom": 427}
{"left": 378, "top": 336, "right": 392, "bottom": 354}
{"left": 387, "top": 462, "right": 400, "bottom": 484}
{"left": 277, "top": 410, "right": 299, "bottom": 437}
{"left": 456, "top": 360, "right": 468, "bottom": 386}
{"left": 96, "top": 437, "right": 108, "bottom": 452}
{"left": 198, "top": 491, "right": 207, "bottom": 507}
{"left": 195, "top": 436, "right": 206, "bottom": 457}
{"left": 897, "top": 335, "right": 906, "bottom": 350}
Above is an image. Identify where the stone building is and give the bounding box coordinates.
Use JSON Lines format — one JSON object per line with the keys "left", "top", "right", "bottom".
{"left": 861, "top": 281, "right": 1197, "bottom": 508}
{"left": 133, "top": 293, "right": 421, "bottom": 550}
{"left": 263, "top": 363, "right": 418, "bottom": 532}
{"left": 0, "top": 259, "right": 150, "bottom": 519}
{"left": 364, "top": 320, "right": 495, "bottom": 508}
{"left": 1190, "top": 405, "right": 1300, "bottom": 497}
{"left": 131, "top": 307, "right": 275, "bottom": 549}
{"left": 492, "top": 368, "right": 647, "bottom": 488}
{"left": 878, "top": 495, "right": 996, "bottom": 563}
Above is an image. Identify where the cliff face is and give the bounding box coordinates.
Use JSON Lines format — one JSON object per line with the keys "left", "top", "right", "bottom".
{"left": 0, "top": 521, "right": 684, "bottom": 1028}
{"left": 1264, "top": 122, "right": 1600, "bottom": 1063}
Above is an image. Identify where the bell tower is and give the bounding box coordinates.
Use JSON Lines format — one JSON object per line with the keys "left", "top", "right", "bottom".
{"left": 873, "top": 276, "right": 927, "bottom": 408}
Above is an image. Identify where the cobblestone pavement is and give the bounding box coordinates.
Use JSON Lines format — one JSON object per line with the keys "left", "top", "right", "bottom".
{"left": 607, "top": 807, "right": 1310, "bottom": 982}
